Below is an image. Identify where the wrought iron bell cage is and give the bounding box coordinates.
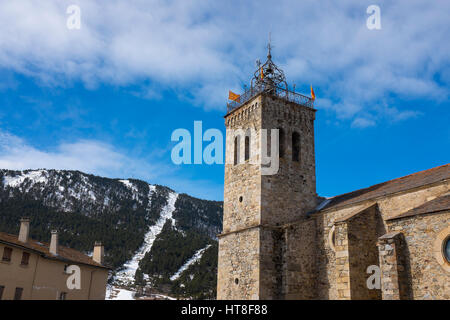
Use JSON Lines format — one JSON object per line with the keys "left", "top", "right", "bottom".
{"left": 226, "top": 43, "right": 314, "bottom": 114}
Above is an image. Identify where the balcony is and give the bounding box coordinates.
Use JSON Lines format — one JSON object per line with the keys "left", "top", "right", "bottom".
{"left": 226, "top": 85, "right": 314, "bottom": 114}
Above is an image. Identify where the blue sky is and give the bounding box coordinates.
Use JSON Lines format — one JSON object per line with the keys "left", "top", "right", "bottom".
{"left": 0, "top": 0, "right": 449, "bottom": 200}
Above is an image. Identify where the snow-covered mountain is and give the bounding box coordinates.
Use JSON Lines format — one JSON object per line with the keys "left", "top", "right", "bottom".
{"left": 0, "top": 169, "right": 222, "bottom": 299}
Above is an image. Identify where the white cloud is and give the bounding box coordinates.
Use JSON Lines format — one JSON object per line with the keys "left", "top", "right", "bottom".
{"left": 0, "top": 129, "right": 160, "bottom": 181}
{"left": 0, "top": 0, "right": 448, "bottom": 123}
{"left": 351, "top": 117, "right": 376, "bottom": 128}
{"left": 377, "top": 105, "right": 422, "bottom": 122}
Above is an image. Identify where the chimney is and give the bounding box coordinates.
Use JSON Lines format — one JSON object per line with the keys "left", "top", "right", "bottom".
{"left": 93, "top": 241, "right": 104, "bottom": 265}
{"left": 49, "top": 230, "right": 59, "bottom": 255}
{"left": 18, "top": 218, "right": 30, "bottom": 243}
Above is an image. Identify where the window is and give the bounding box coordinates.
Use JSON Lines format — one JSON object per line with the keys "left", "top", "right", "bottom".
{"left": 292, "top": 132, "right": 300, "bottom": 162}
{"left": 234, "top": 136, "right": 239, "bottom": 165}
{"left": 444, "top": 236, "right": 450, "bottom": 263}
{"left": 244, "top": 135, "right": 250, "bottom": 161}
{"left": 14, "top": 287, "right": 23, "bottom": 300}
{"left": 59, "top": 292, "right": 67, "bottom": 300}
{"left": 266, "top": 129, "right": 271, "bottom": 157}
{"left": 2, "top": 247, "right": 12, "bottom": 262}
{"left": 0, "top": 286, "right": 4, "bottom": 300}
{"left": 278, "top": 128, "right": 285, "bottom": 158}
{"left": 21, "top": 252, "right": 30, "bottom": 266}
{"left": 433, "top": 226, "right": 450, "bottom": 272}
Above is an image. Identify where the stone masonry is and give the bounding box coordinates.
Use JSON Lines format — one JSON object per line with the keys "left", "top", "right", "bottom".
{"left": 217, "top": 91, "right": 318, "bottom": 299}
{"left": 217, "top": 53, "right": 450, "bottom": 300}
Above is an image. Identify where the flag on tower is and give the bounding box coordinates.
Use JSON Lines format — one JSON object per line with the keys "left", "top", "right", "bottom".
{"left": 310, "top": 85, "right": 316, "bottom": 100}
{"left": 260, "top": 67, "right": 264, "bottom": 80}
{"left": 228, "top": 90, "right": 240, "bottom": 103}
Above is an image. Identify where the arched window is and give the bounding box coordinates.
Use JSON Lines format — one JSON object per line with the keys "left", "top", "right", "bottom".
{"left": 244, "top": 135, "right": 250, "bottom": 161}
{"left": 292, "top": 132, "right": 300, "bottom": 162}
{"left": 278, "top": 128, "right": 285, "bottom": 158}
{"left": 234, "top": 136, "right": 239, "bottom": 165}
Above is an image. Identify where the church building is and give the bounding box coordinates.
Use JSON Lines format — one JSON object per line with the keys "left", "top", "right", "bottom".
{"left": 217, "top": 46, "right": 450, "bottom": 300}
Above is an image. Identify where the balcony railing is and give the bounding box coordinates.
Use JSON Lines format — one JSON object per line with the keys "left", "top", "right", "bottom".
{"left": 226, "top": 86, "right": 314, "bottom": 114}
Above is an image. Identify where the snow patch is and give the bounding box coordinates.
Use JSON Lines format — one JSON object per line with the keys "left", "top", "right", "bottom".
{"left": 119, "top": 179, "right": 141, "bottom": 202}
{"left": 3, "top": 170, "right": 48, "bottom": 189}
{"left": 170, "top": 244, "right": 211, "bottom": 281}
{"left": 148, "top": 293, "right": 176, "bottom": 300}
{"left": 106, "top": 286, "right": 136, "bottom": 300}
{"left": 113, "top": 190, "right": 179, "bottom": 286}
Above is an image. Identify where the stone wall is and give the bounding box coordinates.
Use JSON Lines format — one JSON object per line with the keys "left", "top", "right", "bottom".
{"left": 334, "top": 222, "right": 351, "bottom": 299}
{"left": 259, "top": 227, "right": 282, "bottom": 299}
{"left": 219, "top": 95, "right": 263, "bottom": 299}
{"left": 217, "top": 227, "right": 260, "bottom": 299}
{"left": 314, "top": 180, "right": 449, "bottom": 300}
{"left": 377, "top": 232, "right": 410, "bottom": 300}
{"left": 258, "top": 95, "right": 318, "bottom": 299}
{"left": 260, "top": 94, "right": 317, "bottom": 226}
{"left": 323, "top": 205, "right": 384, "bottom": 300}
{"left": 223, "top": 95, "right": 263, "bottom": 233}
{"left": 387, "top": 211, "right": 450, "bottom": 299}
{"left": 346, "top": 205, "right": 383, "bottom": 299}
{"left": 281, "top": 219, "right": 317, "bottom": 299}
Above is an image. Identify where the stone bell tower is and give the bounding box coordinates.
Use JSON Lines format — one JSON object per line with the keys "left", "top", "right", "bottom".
{"left": 217, "top": 44, "right": 318, "bottom": 299}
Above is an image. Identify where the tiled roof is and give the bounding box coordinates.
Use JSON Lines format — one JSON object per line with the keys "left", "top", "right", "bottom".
{"left": 387, "top": 193, "right": 450, "bottom": 220}
{"left": 0, "top": 232, "right": 110, "bottom": 270}
{"left": 316, "top": 163, "right": 450, "bottom": 212}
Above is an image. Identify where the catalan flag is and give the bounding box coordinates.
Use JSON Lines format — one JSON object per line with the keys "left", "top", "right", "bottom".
{"left": 260, "top": 67, "right": 264, "bottom": 80}
{"left": 228, "top": 90, "right": 240, "bottom": 103}
{"left": 310, "top": 85, "right": 316, "bottom": 100}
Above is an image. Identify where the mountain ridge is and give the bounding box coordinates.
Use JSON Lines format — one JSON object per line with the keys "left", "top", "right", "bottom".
{"left": 0, "top": 168, "right": 222, "bottom": 299}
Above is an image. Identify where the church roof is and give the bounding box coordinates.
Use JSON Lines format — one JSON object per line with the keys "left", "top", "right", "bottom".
{"left": 316, "top": 163, "right": 450, "bottom": 213}
{"left": 386, "top": 193, "right": 450, "bottom": 220}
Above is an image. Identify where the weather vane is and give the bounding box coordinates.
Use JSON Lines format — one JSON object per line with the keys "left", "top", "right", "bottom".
{"left": 267, "top": 32, "right": 272, "bottom": 59}
{"left": 251, "top": 33, "right": 287, "bottom": 93}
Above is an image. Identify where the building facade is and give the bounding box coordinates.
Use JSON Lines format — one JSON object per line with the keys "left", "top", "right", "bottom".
{"left": 0, "top": 218, "right": 110, "bottom": 300}
{"left": 217, "top": 48, "right": 450, "bottom": 300}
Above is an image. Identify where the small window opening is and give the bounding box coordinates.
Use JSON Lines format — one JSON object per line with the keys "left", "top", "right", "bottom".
{"left": 244, "top": 136, "right": 250, "bottom": 161}
{"left": 292, "top": 132, "right": 300, "bottom": 162}
{"left": 234, "top": 136, "right": 239, "bottom": 165}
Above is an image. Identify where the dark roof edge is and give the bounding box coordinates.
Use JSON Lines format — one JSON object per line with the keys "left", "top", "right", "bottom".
{"left": 386, "top": 206, "right": 450, "bottom": 221}
{"left": 314, "top": 175, "right": 449, "bottom": 215}
{"left": 0, "top": 238, "right": 111, "bottom": 270}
